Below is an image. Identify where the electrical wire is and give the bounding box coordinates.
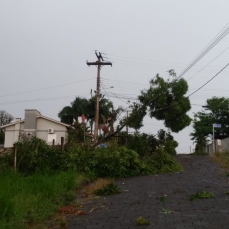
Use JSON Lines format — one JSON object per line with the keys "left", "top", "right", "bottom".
{"left": 177, "top": 24, "right": 229, "bottom": 79}
{"left": 0, "top": 78, "right": 95, "bottom": 98}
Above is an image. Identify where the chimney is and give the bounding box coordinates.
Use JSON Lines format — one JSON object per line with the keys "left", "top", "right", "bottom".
{"left": 24, "top": 109, "right": 41, "bottom": 137}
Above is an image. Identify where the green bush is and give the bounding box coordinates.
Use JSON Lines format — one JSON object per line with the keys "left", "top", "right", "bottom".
{"left": 142, "top": 148, "right": 183, "bottom": 173}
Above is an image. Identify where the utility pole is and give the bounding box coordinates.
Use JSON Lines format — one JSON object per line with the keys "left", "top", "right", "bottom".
{"left": 87, "top": 51, "right": 112, "bottom": 143}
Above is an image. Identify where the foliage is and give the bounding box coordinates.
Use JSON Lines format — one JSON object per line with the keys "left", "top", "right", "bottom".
{"left": 93, "top": 182, "right": 121, "bottom": 196}
{"left": 191, "top": 151, "right": 208, "bottom": 156}
{"left": 156, "top": 195, "right": 168, "bottom": 202}
{"left": 125, "top": 130, "right": 178, "bottom": 156}
{"left": 135, "top": 216, "right": 150, "bottom": 226}
{"left": 0, "top": 171, "right": 85, "bottom": 229}
{"left": 188, "top": 190, "right": 214, "bottom": 201}
{"left": 190, "top": 97, "right": 229, "bottom": 146}
{"left": 0, "top": 110, "right": 14, "bottom": 129}
{"left": 225, "top": 191, "right": 229, "bottom": 195}
{"left": 138, "top": 70, "right": 191, "bottom": 132}
{"left": 142, "top": 148, "right": 183, "bottom": 174}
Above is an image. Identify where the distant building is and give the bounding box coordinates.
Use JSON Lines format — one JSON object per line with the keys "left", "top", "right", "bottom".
{"left": 0, "top": 109, "right": 70, "bottom": 148}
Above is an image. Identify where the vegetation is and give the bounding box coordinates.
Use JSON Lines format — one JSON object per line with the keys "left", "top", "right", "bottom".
{"left": 191, "top": 151, "right": 209, "bottom": 156}
{"left": 156, "top": 195, "right": 168, "bottom": 202}
{"left": 191, "top": 97, "right": 229, "bottom": 150}
{"left": 211, "top": 152, "right": 229, "bottom": 173}
{"left": 125, "top": 129, "right": 178, "bottom": 156}
{"left": 0, "top": 171, "right": 86, "bottom": 229}
{"left": 93, "top": 182, "right": 121, "bottom": 196}
{"left": 0, "top": 110, "right": 14, "bottom": 144}
{"left": 135, "top": 216, "right": 150, "bottom": 226}
{"left": 188, "top": 190, "right": 214, "bottom": 201}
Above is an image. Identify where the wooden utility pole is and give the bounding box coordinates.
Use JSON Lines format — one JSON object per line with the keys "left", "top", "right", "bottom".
{"left": 87, "top": 51, "right": 112, "bottom": 143}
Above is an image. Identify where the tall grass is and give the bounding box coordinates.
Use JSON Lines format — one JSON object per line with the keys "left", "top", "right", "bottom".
{"left": 0, "top": 171, "right": 84, "bottom": 229}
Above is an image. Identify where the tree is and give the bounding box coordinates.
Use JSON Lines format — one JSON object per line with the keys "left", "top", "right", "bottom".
{"left": 190, "top": 97, "right": 229, "bottom": 148}
{"left": 0, "top": 110, "right": 14, "bottom": 144}
{"left": 58, "top": 97, "right": 89, "bottom": 125}
{"left": 0, "top": 110, "right": 14, "bottom": 130}
{"left": 94, "top": 70, "right": 191, "bottom": 147}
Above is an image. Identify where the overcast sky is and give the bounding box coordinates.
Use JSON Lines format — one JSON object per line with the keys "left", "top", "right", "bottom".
{"left": 1, "top": 0, "right": 229, "bottom": 153}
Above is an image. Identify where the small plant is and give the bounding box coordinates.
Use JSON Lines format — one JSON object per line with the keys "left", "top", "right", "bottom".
{"left": 191, "top": 151, "right": 208, "bottom": 156}
{"left": 225, "top": 172, "right": 229, "bottom": 177}
{"left": 135, "top": 216, "right": 150, "bottom": 226}
{"left": 188, "top": 190, "right": 214, "bottom": 201}
{"left": 156, "top": 195, "right": 168, "bottom": 202}
{"left": 160, "top": 208, "right": 173, "bottom": 214}
{"left": 225, "top": 191, "right": 229, "bottom": 195}
{"left": 93, "top": 182, "right": 121, "bottom": 196}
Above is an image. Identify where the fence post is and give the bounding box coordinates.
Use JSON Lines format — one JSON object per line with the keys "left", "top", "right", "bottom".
{"left": 14, "top": 145, "right": 17, "bottom": 173}
{"left": 61, "top": 137, "right": 64, "bottom": 151}
{"left": 52, "top": 139, "right": 55, "bottom": 149}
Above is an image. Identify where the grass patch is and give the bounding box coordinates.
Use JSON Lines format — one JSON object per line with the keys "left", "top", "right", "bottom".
{"left": 0, "top": 171, "right": 87, "bottom": 229}
{"left": 188, "top": 190, "right": 214, "bottom": 201}
{"left": 135, "top": 216, "right": 150, "bottom": 226}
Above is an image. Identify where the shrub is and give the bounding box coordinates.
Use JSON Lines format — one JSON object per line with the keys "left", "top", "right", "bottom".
{"left": 142, "top": 148, "right": 183, "bottom": 173}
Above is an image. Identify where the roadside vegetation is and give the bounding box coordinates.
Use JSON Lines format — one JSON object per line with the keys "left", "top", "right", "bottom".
{"left": 211, "top": 151, "right": 229, "bottom": 173}
{"left": 0, "top": 70, "right": 191, "bottom": 228}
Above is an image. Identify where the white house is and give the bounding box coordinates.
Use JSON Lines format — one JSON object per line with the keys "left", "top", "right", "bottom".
{"left": 0, "top": 109, "right": 70, "bottom": 148}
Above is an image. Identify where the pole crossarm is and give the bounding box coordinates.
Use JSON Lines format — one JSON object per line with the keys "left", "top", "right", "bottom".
{"left": 87, "top": 61, "right": 112, "bottom": 66}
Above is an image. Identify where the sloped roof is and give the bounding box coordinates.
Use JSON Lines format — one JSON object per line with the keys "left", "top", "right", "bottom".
{"left": 0, "top": 116, "right": 70, "bottom": 129}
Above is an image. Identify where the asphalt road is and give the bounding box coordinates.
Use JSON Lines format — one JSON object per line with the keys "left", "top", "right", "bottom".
{"left": 68, "top": 155, "right": 229, "bottom": 229}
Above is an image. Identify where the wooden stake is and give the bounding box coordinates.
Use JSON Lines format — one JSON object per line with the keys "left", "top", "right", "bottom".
{"left": 14, "top": 145, "right": 17, "bottom": 173}
{"left": 52, "top": 139, "right": 55, "bottom": 149}
{"left": 61, "top": 137, "right": 64, "bottom": 151}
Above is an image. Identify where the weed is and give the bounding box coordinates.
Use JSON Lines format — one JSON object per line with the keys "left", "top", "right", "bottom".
{"left": 188, "top": 190, "right": 214, "bottom": 201}
{"left": 135, "top": 216, "right": 150, "bottom": 226}
{"left": 160, "top": 208, "right": 173, "bottom": 214}
{"left": 156, "top": 195, "right": 168, "bottom": 202}
{"left": 225, "top": 191, "right": 229, "bottom": 195}
{"left": 93, "top": 182, "right": 121, "bottom": 196}
{"left": 226, "top": 172, "right": 229, "bottom": 177}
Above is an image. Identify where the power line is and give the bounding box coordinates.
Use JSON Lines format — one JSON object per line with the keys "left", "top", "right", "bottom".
{"left": 187, "top": 46, "right": 229, "bottom": 81}
{"left": 0, "top": 78, "right": 95, "bottom": 98}
{"left": 187, "top": 62, "right": 229, "bottom": 97}
{"left": 178, "top": 24, "right": 229, "bottom": 79}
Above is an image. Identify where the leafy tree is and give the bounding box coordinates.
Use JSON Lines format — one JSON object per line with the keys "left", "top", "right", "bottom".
{"left": 58, "top": 97, "right": 89, "bottom": 124}
{"left": 94, "top": 70, "right": 191, "bottom": 147}
{"left": 190, "top": 97, "right": 229, "bottom": 147}
{"left": 0, "top": 110, "right": 14, "bottom": 130}
{"left": 0, "top": 110, "right": 14, "bottom": 143}
{"left": 139, "top": 70, "right": 191, "bottom": 132}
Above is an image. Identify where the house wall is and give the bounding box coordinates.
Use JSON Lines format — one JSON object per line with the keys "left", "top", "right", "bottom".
{"left": 36, "top": 118, "right": 67, "bottom": 145}
{"left": 4, "top": 122, "right": 23, "bottom": 148}
{"left": 221, "top": 137, "right": 229, "bottom": 152}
